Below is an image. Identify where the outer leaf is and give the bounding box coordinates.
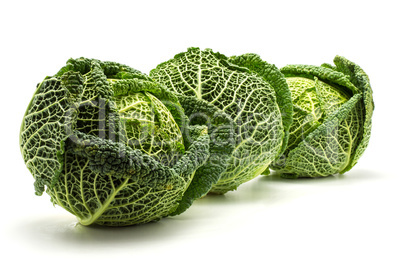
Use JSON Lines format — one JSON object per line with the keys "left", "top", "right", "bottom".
{"left": 281, "top": 63, "right": 359, "bottom": 96}
{"left": 20, "top": 73, "right": 83, "bottom": 195}
{"left": 229, "top": 53, "right": 293, "bottom": 158}
{"left": 56, "top": 57, "right": 152, "bottom": 81}
{"left": 150, "top": 47, "right": 284, "bottom": 194}
{"left": 283, "top": 93, "right": 363, "bottom": 177}
{"left": 331, "top": 56, "right": 374, "bottom": 172}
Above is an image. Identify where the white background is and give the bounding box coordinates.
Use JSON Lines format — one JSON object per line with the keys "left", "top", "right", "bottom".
{"left": 1, "top": 0, "right": 401, "bottom": 261}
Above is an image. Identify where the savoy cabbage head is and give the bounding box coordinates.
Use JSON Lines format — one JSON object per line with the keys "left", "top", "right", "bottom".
{"left": 150, "top": 48, "right": 293, "bottom": 194}
{"left": 20, "top": 58, "right": 210, "bottom": 226}
{"left": 257, "top": 56, "right": 373, "bottom": 178}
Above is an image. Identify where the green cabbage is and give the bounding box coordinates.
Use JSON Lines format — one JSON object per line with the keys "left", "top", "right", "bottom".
{"left": 150, "top": 48, "right": 292, "bottom": 194}
{"left": 20, "top": 58, "right": 210, "bottom": 226}
{"left": 245, "top": 56, "right": 374, "bottom": 178}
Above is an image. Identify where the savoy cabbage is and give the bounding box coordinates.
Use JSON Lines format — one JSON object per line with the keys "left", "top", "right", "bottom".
{"left": 20, "top": 50, "right": 374, "bottom": 226}
{"left": 20, "top": 58, "right": 211, "bottom": 226}
{"left": 150, "top": 48, "right": 292, "bottom": 194}
{"left": 241, "top": 55, "right": 374, "bottom": 178}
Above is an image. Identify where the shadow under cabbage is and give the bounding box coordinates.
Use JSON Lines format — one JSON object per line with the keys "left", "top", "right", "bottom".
{"left": 16, "top": 213, "right": 190, "bottom": 249}
{"left": 262, "top": 168, "right": 382, "bottom": 184}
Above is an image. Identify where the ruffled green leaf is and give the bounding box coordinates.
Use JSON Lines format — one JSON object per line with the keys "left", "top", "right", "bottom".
{"left": 331, "top": 56, "right": 374, "bottom": 172}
